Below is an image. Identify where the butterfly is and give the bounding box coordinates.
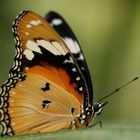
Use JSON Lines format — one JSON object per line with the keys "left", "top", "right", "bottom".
{"left": 0, "top": 10, "right": 108, "bottom": 136}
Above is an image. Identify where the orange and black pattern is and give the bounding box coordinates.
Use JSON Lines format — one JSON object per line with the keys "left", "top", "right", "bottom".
{"left": 0, "top": 11, "right": 95, "bottom": 136}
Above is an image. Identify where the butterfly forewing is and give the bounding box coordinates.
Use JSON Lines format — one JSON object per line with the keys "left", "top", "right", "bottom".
{"left": 46, "top": 11, "right": 93, "bottom": 105}
{"left": 14, "top": 11, "right": 88, "bottom": 103}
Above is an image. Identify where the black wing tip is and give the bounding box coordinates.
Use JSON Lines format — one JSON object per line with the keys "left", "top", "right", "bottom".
{"left": 46, "top": 11, "right": 63, "bottom": 20}
{"left": 47, "top": 11, "right": 60, "bottom": 16}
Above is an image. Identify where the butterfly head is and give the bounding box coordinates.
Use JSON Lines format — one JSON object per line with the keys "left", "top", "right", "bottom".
{"left": 73, "top": 101, "right": 108, "bottom": 128}
{"left": 93, "top": 101, "right": 108, "bottom": 117}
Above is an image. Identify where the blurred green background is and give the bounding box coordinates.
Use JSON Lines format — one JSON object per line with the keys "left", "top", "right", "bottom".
{"left": 0, "top": 0, "right": 140, "bottom": 124}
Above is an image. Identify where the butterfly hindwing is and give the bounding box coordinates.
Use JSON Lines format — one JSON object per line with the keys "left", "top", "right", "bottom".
{"left": 9, "top": 73, "right": 80, "bottom": 134}
{"left": 46, "top": 11, "right": 93, "bottom": 104}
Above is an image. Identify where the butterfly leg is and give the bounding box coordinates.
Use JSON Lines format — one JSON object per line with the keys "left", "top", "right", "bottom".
{"left": 88, "top": 121, "right": 102, "bottom": 128}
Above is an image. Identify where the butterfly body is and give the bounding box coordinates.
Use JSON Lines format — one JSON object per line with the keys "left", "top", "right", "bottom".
{"left": 0, "top": 11, "right": 103, "bottom": 136}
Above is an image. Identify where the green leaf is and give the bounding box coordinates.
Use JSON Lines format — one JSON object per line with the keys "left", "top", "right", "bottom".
{"left": 1, "top": 121, "right": 140, "bottom": 140}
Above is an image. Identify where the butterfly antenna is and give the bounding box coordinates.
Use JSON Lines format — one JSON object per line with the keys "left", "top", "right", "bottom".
{"left": 98, "top": 76, "right": 139, "bottom": 103}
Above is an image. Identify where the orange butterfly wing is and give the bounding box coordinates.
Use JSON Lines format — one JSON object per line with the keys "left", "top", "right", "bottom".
{"left": 14, "top": 11, "right": 85, "bottom": 103}
{"left": 9, "top": 73, "right": 81, "bottom": 134}
{"left": 0, "top": 11, "right": 91, "bottom": 136}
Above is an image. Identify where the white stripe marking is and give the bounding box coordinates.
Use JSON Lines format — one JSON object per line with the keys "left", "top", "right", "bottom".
{"left": 23, "top": 49, "right": 34, "bottom": 60}
{"left": 37, "top": 40, "right": 67, "bottom": 56}
{"left": 26, "top": 40, "right": 42, "bottom": 54}
{"left": 63, "top": 59, "right": 72, "bottom": 64}
{"left": 52, "top": 41, "right": 67, "bottom": 55}
{"left": 37, "top": 40, "right": 60, "bottom": 55}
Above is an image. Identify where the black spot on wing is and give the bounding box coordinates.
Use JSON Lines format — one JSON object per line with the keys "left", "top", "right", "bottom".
{"left": 46, "top": 11, "right": 75, "bottom": 40}
{"left": 71, "top": 108, "right": 75, "bottom": 114}
{"left": 21, "top": 74, "right": 26, "bottom": 81}
{"left": 42, "top": 100, "right": 51, "bottom": 109}
{"left": 41, "top": 82, "right": 50, "bottom": 91}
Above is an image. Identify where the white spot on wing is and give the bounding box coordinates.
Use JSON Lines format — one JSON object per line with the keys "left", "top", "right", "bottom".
{"left": 76, "top": 77, "right": 80, "bottom": 81}
{"left": 26, "top": 40, "right": 42, "bottom": 54}
{"left": 79, "top": 87, "right": 83, "bottom": 91}
{"left": 63, "top": 37, "right": 80, "bottom": 54}
{"left": 87, "top": 112, "right": 90, "bottom": 115}
{"left": 36, "top": 20, "right": 41, "bottom": 24}
{"left": 63, "top": 37, "right": 85, "bottom": 60}
{"left": 23, "top": 49, "right": 34, "bottom": 60}
{"left": 51, "top": 19, "right": 62, "bottom": 26}
{"left": 30, "top": 20, "right": 41, "bottom": 26}
{"left": 25, "top": 32, "right": 29, "bottom": 36}
{"left": 82, "top": 115, "right": 86, "bottom": 119}
{"left": 79, "top": 53, "right": 84, "bottom": 60}
{"left": 26, "top": 24, "right": 32, "bottom": 28}
{"left": 72, "top": 68, "right": 77, "bottom": 72}
{"left": 63, "top": 59, "right": 72, "bottom": 64}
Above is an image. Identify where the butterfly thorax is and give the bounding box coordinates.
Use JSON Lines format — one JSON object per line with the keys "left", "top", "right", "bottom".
{"left": 73, "top": 102, "right": 108, "bottom": 128}
{"left": 72, "top": 105, "right": 94, "bottom": 128}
